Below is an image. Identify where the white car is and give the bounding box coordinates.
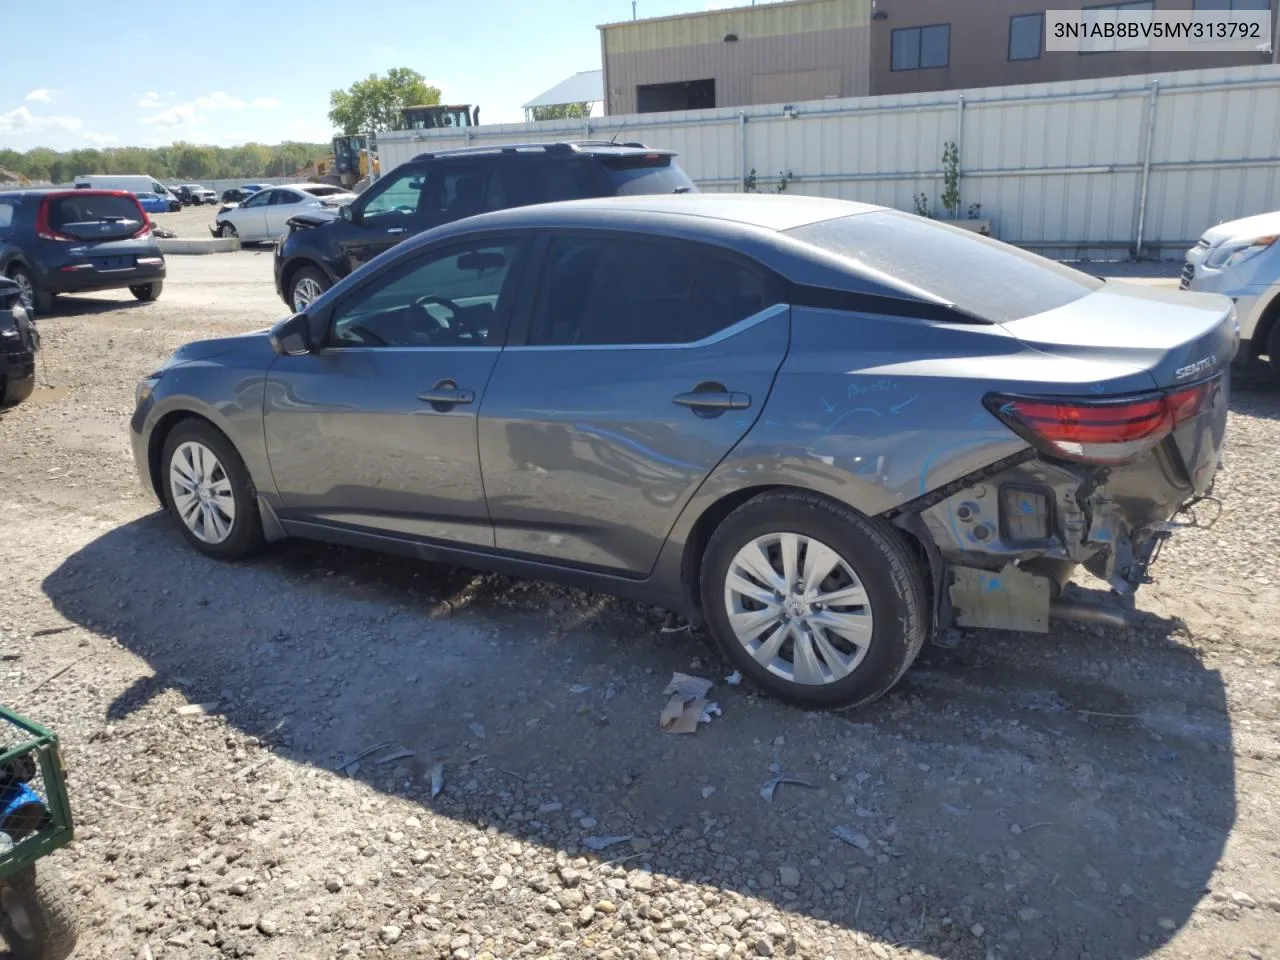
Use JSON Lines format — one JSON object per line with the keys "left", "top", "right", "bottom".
{"left": 1182, "top": 209, "right": 1280, "bottom": 377}
{"left": 212, "top": 184, "right": 354, "bottom": 243}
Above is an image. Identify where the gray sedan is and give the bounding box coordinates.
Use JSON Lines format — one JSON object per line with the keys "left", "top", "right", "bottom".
{"left": 131, "top": 194, "right": 1235, "bottom": 709}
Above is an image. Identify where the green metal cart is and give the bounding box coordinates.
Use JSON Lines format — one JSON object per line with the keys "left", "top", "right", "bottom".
{"left": 0, "top": 706, "right": 77, "bottom": 960}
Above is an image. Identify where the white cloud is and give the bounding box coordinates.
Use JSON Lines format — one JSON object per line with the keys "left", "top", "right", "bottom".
{"left": 137, "top": 91, "right": 163, "bottom": 108}
{"left": 195, "top": 91, "right": 245, "bottom": 109}
{"left": 0, "top": 106, "right": 82, "bottom": 132}
{"left": 250, "top": 96, "right": 281, "bottom": 109}
{"left": 25, "top": 88, "right": 53, "bottom": 103}
{"left": 141, "top": 102, "right": 199, "bottom": 126}
{"left": 84, "top": 131, "right": 119, "bottom": 145}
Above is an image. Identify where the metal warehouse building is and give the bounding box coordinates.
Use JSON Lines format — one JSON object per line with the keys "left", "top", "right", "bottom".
{"left": 599, "top": 0, "right": 1278, "bottom": 115}
{"left": 598, "top": 0, "right": 873, "bottom": 116}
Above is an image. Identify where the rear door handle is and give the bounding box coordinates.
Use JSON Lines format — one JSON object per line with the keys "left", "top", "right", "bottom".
{"left": 418, "top": 380, "right": 475, "bottom": 410}
{"left": 672, "top": 390, "right": 751, "bottom": 411}
{"left": 386, "top": 227, "right": 408, "bottom": 235}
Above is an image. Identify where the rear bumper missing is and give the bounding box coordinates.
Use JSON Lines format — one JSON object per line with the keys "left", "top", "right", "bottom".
{"left": 905, "top": 451, "right": 1213, "bottom": 634}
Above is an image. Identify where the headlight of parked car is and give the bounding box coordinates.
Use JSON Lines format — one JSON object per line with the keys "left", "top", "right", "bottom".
{"left": 135, "top": 376, "right": 160, "bottom": 406}
{"left": 1206, "top": 235, "right": 1277, "bottom": 269}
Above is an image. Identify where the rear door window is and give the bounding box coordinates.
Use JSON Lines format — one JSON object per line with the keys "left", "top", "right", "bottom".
{"left": 528, "top": 234, "right": 780, "bottom": 346}
{"left": 786, "top": 211, "right": 1102, "bottom": 323}
{"left": 0, "top": 201, "right": 13, "bottom": 233}
{"left": 517, "top": 158, "right": 610, "bottom": 203}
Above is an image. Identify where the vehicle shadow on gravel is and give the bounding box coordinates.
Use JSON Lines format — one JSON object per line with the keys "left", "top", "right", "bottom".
{"left": 43, "top": 516, "right": 1235, "bottom": 959}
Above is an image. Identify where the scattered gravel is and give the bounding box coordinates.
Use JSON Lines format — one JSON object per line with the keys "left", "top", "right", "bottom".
{"left": 2, "top": 256, "right": 1279, "bottom": 960}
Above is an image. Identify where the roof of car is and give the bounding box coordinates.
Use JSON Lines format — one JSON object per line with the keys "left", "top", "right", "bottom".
{"left": 463, "top": 193, "right": 883, "bottom": 233}
{"left": 410, "top": 140, "right": 675, "bottom": 163}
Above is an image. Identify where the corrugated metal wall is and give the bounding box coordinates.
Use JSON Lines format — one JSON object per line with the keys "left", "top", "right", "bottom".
{"left": 377, "top": 63, "right": 1280, "bottom": 259}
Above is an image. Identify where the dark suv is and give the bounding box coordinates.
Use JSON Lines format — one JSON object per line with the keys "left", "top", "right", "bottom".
{"left": 273, "top": 140, "right": 695, "bottom": 311}
{"left": 0, "top": 190, "right": 166, "bottom": 315}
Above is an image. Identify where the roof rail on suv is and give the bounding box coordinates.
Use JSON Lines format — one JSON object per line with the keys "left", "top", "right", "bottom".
{"left": 410, "top": 140, "right": 653, "bottom": 163}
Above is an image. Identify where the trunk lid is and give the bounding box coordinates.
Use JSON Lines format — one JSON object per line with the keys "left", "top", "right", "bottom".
{"left": 999, "top": 281, "right": 1235, "bottom": 495}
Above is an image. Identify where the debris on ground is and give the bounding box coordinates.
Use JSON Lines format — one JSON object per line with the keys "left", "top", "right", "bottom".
{"left": 374, "top": 748, "right": 414, "bottom": 766}
{"left": 832, "top": 825, "right": 873, "bottom": 850}
{"left": 174, "top": 701, "right": 219, "bottom": 716}
{"left": 760, "top": 761, "right": 815, "bottom": 803}
{"left": 725, "top": 670, "right": 743, "bottom": 685}
{"left": 568, "top": 683, "right": 591, "bottom": 694}
{"left": 660, "top": 672, "right": 717, "bottom": 734}
{"left": 429, "top": 761, "right": 444, "bottom": 798}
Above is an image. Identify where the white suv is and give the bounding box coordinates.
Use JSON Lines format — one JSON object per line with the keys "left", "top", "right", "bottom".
{"left": 1182, "top": 210, "right": 1280, "bottom": 378}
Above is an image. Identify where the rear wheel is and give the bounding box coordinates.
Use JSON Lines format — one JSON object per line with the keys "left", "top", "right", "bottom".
{"left": 161, "top": 419, "right": 265, "bottom": 561}
{"left": 700, "top": 491, "right": 928, "bottom": 709}
{"left": 0, "top": 864, "right": 78, "bottom": 960}
{"left": 7, "top": 267, "right": 54, "bottom": 315}
{"left": 129, "top": 281, "right": 162, "bottom": 302}
{"left": 288, "top": 266, "right": 330, "bottom": 313}
{"left": 217, "top": 221, "right": 237, "bottom": 239}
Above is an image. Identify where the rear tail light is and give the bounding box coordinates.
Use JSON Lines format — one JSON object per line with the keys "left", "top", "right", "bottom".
{"left": 34, "top": 198, "right": 74, "bottom": 241}
{"left": 131, "top": 200, "right": 153, "bottom": 239}
{"left": 985, "top": 377, "right": 1218, "bottom": 464}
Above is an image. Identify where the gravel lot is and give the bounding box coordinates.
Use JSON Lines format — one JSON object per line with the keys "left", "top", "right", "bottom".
{"left": 2, "top": 253, "right": 1279, "bottom": 960}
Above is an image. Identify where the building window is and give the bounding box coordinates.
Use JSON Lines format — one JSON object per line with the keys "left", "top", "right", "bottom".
{"left": 891, "top": 23, "right": 951, "bottom": 71}
{"left": 636, "top": 79, "right": 715, "bottom": 113}
{"left": 1081, "top": 1, "right": 1155, "bottom": 53}
{"left": 1009, "top": 13, "right": 1043, "bottom": 60}
{"left": 1192, "top": 0, "right": 1270, "bottom": 10}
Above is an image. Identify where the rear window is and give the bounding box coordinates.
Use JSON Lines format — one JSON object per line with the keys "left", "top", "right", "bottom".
{"left": 47, "top": 194, "right": 142, "bottom": 228}
{"left": 602, "top": 155, "right": 695, "bottom": 196}
{"left": 301, "top": 185, "right": 346, "bottom": 197}
{"left": 786, "top": 211, "right": 1102, "bottom": 323}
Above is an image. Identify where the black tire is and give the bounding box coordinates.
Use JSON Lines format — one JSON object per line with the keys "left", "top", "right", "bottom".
{"left": 160, "top": 419, "right": 266, "bottom": 561}
{"left": 217, "top": 221, "right": 237, "bottom": 239}
{"left": 0, "top": 864, "right": 79, "bottom": 960}
{"left": 1268, "top": 319, "right": 1280, "bottom": 382}
{"left": 7, "top": 267, "right": 54, "bottom": 315}
{"left": 129, "top": 281, "right": 163, "bottom": 302}
{"left": 700, "top": 490, "right": 928, "bottom": 710}
{"left": 287, "top": 266, "right": 331, "bottom": 313}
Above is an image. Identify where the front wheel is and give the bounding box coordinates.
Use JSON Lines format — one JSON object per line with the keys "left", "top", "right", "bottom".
{"left": 161, "top": 419, "right": 265, "bottom": 560}
{"left": 1268, "top": 320, "right": 1280, "bottom": 382}
{"left": 129, "top": 281, "right": 162, "bottom": 302}
{"left": 217, "top": 221, "right": 237, "bottom": 239}
{"left": 288, "top": 266, "right": 330, "bottom": 313}
{"left": 700, "top": 491, "right": 928, "bottom": 709}
{"left": 0, "top": 864, "right": 79, "bottom": 960}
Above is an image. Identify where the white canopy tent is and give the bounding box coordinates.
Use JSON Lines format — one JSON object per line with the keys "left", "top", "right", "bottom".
{"left": 522, "top": 70, "right": 604, "bottom": 122}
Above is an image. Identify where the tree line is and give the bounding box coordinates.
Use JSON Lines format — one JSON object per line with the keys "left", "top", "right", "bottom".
{"left": 0, "top": 141, "right": 332, "bottom": 185}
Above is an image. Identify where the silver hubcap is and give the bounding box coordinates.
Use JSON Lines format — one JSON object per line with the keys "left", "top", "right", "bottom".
{"left": 169, "top": 441, "right": 236, "bottom": 544}
{"left": 220, "top": 223, "right": 235, "bottom": 237}
{"left": 723, "top": 532, "right": 874, "bottom": 686}
{"left": 12, "top": 273, "right": 33, "bottom": 311}
{"left": 292, "top": 277, "right": 323, "bottom": 311}
{"left": 1, "top": 885, "right": 34, "bottom": 941}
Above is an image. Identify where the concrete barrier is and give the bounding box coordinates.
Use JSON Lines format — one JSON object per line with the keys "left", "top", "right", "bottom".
{"left": 157, "top": 237, "right": 241, "bottom": 255}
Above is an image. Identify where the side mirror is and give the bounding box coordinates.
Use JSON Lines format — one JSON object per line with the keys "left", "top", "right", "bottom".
{"left": 269, "top": 313, "right": 314, "bottom": 356}
{"left": 340, "top": 204, "right": 357, "bottom": 223}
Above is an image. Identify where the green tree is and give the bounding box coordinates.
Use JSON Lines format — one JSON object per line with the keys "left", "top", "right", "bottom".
{"left": 328, "top": 68, "right": 441, "bottom": 135}
{"left": 530, "top": 102, "right": 592, "bottom": 122}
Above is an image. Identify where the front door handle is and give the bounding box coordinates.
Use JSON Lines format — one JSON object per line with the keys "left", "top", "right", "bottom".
{"left": 418, "top": 379, "right": 475, "bottom": 411}
{"left": 386, "top": 226, "right": 408, "bottom": 235}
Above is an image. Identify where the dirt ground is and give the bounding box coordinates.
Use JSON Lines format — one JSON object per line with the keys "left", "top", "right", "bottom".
{"left": 2, "top": 253, "right": 1279, "bottom": 960}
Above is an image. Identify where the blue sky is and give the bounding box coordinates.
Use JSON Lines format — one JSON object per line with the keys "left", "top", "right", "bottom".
{"left": 0, "top": 0, "right": 736, "bottom": 151}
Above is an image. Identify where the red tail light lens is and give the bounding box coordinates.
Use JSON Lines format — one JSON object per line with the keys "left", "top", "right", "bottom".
{"left": 986, "top": 377, "right": 1217, "bottom": 464}
{"left": 34, "top": 198, "right": 74, "bottom": 241}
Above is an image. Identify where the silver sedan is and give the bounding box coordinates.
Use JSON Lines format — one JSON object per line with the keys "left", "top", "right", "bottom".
{"left": 213, "top": 184, "right": 353, "bottom": 243}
